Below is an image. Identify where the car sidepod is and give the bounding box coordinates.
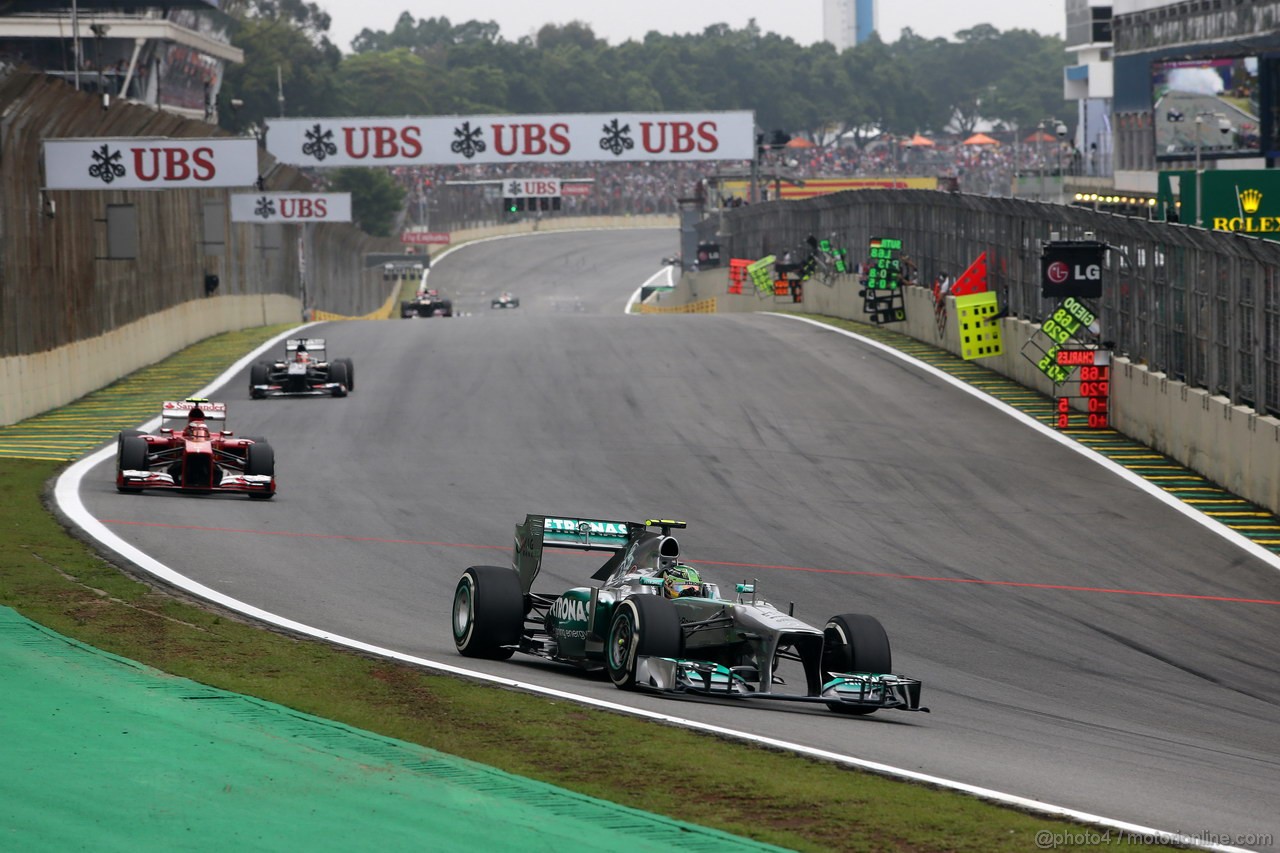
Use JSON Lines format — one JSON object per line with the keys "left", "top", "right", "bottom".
{"left": 544, "top": 587, "right": 594, "bottom": 659}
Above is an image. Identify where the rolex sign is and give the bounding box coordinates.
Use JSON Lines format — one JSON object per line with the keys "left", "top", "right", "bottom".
{"left": 1204, "top": 170, "right": 1280, "bottom": 239}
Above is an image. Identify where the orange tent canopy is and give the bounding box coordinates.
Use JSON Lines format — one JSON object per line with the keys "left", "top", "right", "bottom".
{"left": 1024, "top": 130, "right": 1056, "bottom": 143}
{"left": 905, "top": 133, "right": 935, "bottom": 147}
{"left": 785, "top": 137, "right": 815, "bottom": 148}
{"left": 963, "top": 133, "right": 1000, "bottom": 146}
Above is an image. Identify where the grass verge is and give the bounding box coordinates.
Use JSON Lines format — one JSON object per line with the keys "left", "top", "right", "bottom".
{"left": 0, "top": 327, "right": 1147, "bottom": 852}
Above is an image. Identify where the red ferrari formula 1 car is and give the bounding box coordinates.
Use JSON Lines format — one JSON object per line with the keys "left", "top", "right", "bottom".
{"left": 115, "top": 399, "right": 276, "bottom": 499}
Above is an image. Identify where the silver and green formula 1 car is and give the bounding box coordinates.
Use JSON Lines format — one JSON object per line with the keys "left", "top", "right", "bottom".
{"left": 451, "top": 515, "right": 927, "bottom": 715}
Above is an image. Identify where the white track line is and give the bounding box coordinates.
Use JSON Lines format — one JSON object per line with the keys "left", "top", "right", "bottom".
{"left": 50, "top": 261, "right": 1250, "bottom": 853}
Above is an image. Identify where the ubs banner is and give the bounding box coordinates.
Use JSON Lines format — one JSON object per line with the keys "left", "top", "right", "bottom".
{"left": 264, "top": 112, "right": 755, "bottom": 167}
{"left": 43, "top": 138, "right": 258, "bottom": 190}
{"left": 230, "top": 192, "right": 352, "bottom": 223}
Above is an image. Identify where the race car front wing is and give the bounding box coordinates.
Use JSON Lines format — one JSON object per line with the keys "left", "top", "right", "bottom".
{"left": 634, "top": 656, "right": 928, "bottom": 712}
{"left": 250, "top": 382, "right": 345, "bottom": 397}
{"left": 119, "top": 469, "right": 274, "bottom": 494}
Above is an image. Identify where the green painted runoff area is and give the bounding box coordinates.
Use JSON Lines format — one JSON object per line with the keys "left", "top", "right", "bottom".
{"left": 0, "top": 606, "right": 782, "bottom": 852}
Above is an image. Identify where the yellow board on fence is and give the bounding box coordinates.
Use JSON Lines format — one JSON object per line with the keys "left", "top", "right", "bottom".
{"left": 954, "top": 292, "right": 1004, "bottom": 360}
{"left": 636, "top": 297, "right": 718, "bottom": 314}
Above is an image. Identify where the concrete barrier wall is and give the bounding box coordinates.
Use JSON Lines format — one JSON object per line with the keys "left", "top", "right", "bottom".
{"left": 0, "top": 294, "right": 300, "bottom": 426}
{"left": 667, "top": 267, "right": 1280, "bottom": 516}
{"left": 0, "top": 217, "right": 677, "bottom": 425}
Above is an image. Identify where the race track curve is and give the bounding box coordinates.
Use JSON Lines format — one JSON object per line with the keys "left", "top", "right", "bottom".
{"left": 75, "top": 228, "right": 1280, "bottom": 849}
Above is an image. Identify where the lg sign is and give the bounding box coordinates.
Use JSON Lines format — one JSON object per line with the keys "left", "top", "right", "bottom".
{"left": 1040, "top": 241, "right": 1105, "bottom": 299}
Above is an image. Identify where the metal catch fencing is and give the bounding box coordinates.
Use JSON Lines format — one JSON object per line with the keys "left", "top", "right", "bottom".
{"left": 706, "top": 190, "right": 1280, "bottom": 417}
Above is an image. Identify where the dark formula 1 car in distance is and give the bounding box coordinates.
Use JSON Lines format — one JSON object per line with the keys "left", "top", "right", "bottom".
{"left": 452, "top": 515, "right": 926, "bottom": 715}
{"left": 250, "top": 338, "right": 353, "bottom": 398}
{"left": 116, "top": 399, "right": 275, "bottom": 499}
{"left": 401, "top": 288, "right": 453, "bottom": 317}
{"left": 490, "top": 291, "right": 520, "bottom": 309}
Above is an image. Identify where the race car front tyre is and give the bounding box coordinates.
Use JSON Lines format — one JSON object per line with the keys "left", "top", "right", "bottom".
{"left": 400, "top": 300, "right": 413, "bottom": 318}
{"left": 821, "top": 613, "right": 892, "bottom": 715}
{"left": 338, "top": 358, "right": 355, "bottom": 391}
{"left": 328, "top": 360, "right": 350, "bottom": 396}
{"left": 453, "top": 566, "right": 523, "bottom": 659}
{"left": 606, "top": 596, "right": 682, "bottom": 690}
{"left": 245, "top": 441, "right": 275, "bottom": 499}
{"left": 116, "top": 429, "right": 145, "bottom": 457}
{"left": 249, "top": 362, "right": 270, "bottom": 398}
{"left": 116, "top": 435, "right": 149, "bottom": 492}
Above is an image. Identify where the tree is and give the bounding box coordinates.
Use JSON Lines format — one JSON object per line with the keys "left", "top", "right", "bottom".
{"left": 333, "top": 48, "right": 434, "bottom": 116}
{"left": 327, "top": 168, "right": 405, "bottom": 237}
{"left": 219, "top": 1, "right": 340, "bottom": 132}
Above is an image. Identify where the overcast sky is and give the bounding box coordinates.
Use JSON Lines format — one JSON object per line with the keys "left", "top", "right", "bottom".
{"left": 318, "top": 1, "right": 1066, "bottom": 52}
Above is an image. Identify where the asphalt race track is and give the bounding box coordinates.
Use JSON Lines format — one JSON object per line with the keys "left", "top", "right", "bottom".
{"left": 76, "top": 228, "right": 1280, "bottom": 847}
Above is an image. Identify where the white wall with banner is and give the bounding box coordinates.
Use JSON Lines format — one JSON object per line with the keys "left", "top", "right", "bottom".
{"left": 42, "top": 138, "right": 258, "bottom": 190}
{"left": 230, "top": 193, "right": 352, "bottom": 223}
{"left": 264, "top": 112, "right": 755, "bottom": 167}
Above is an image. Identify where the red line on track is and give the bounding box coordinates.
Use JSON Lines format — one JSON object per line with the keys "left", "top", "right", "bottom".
{"left": 102, "top": 519, "right": 1280, "bottom": 606}
{"left": 102, "top": 519, "right": 507, "bottom": 551}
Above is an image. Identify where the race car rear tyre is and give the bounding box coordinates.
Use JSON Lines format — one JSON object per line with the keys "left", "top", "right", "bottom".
{"left": 250, "top": 362, "right": 270, "bottom": 398}
{"left": 338, "top": 358, "right": 355, "bottom": 391}
{"left": 606, "top": 596, "right": 682, "bottom": 690}
{"left": 821, "top": 613, "right": 892, "bottom": 715}
{"left": 453, "top": 566, "right": 523, "bottom": 659}
{"left": 328, "top": 360, "right": 350, "bottom": 396}
{"left": 116, "top": 435, "right": 149, "bottom": 492}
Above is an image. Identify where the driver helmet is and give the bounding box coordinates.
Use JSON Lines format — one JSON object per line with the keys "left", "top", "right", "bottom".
{"left": 663, "top": 564, "right": 701, "bottom": 599}
{"left": 294, "top": 343, "right": 309, "bottom": 362}
{"left": 184, "top": 411, "right": 210, "bottom": 441}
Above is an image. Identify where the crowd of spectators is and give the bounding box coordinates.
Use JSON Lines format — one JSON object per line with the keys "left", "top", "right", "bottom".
{"left": 385, "top": 131, "right": 1080, "bottom": 229}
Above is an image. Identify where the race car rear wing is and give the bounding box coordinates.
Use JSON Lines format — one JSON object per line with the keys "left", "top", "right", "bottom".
{"left": 160, "top": 399, "right": 227, "bottom": 422}
{"left": 513, "top": 514, "right": 647, "bottom": 594}
{"left": 285, "top": 338, "right": 326, "bottom": 355}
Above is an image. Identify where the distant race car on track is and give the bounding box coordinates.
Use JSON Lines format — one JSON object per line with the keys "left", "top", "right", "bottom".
{"left": 115, "top": 399, "right": 275, "bottom": 499}
{"left": 490, "top": 292, "right": 520, "bottom": 309}
{"left": 250, "top": 338, "right": 353, "bottom": 398}
{"left": 401, "top": 288, "right": 453, "bottom": 318}
{"left": 451, "top": 515, "right": 927, "bottom": 715}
